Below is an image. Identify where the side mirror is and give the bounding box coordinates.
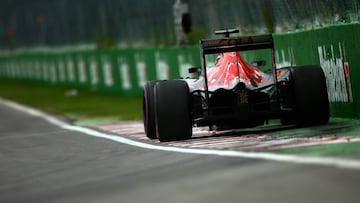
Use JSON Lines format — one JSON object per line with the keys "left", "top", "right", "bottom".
{"left": 188, "top": 67, "right": 201, "bottom": 79}
{"left": 251, "top": 60, "right": 266, "bottom": 67}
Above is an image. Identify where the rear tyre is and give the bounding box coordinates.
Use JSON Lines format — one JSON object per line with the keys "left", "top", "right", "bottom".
{"left": 143, "top": 80, "right": 159, "bottom": 139}
{"left": 289, "top": 65, "right": 329, "bottom": 126}
{"left": 155, "top": 80, "right": 192, "bottom": 142}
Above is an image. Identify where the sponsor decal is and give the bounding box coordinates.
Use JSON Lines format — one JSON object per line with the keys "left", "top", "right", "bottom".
{"left": 203, "top": 35, "right": 271, "bottom": 49}
{"left": 218, "top": 37, "right": 253, "bottom": 46}
{"left": 318, "top": 42, "right": 353, "bottom": 103}
{"left": 344, "top": 61, "right": 353, "bottom": 103}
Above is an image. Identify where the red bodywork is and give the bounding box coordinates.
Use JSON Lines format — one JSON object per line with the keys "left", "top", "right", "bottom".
{"left": 187, "top": 51, "right": 276, "bottom": 92}
{"left": 207, "top": 52, "right": 264, "bottom": 89}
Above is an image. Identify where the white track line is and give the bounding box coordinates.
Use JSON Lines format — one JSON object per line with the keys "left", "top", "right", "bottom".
{"left": 2, "top": 98, "right": 360, "bottom": 170}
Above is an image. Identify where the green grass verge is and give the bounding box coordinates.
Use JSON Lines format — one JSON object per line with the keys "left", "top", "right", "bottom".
{"left": 0, "top": 79, "right": 142, "bottom": 123}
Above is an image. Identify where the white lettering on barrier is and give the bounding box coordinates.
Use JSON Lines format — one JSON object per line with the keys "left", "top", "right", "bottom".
{"left": 23, "top": 62, "right": 27, "bottom": 79}
{"left": 50, "top": 63, "right": 57, "bottom": 83}
{"left": 12, "top": 63, "right": 16, "bottom": 78}
{"left": 118, "top": 57, "right": 131, "bottom": 90}
{"left": 16, "top": 63, "right": 21, "bottom": 78}
{"left": 155, "top": 52, "right": 170, "bottom": 80}
{"left": 42, "top": 62, "right": 48, "bottom": 81}
{"left": 58, "top": 60, "right": 66, "bottom": 82}
{"left": 22, "top": 62, "right": 26, "bottom": 78}
{"left": 20, "top": 62, "right": 24, "bottom": 78}
{"left": 275, "top": 48, "right": 295, "bottom": 68}
{"left": 5, "top": 63, "right": 9, "bottom": 77}
{"left": 35, "top": 61, "right": 41, "bottom": 79}
{"left": 135, "top": 54, "right": 147, "bottom": 87}
{"left": 5, "top": 64, "right": 8, "bottom": 77}
{"left": 9, "top": 63, "right": 13, "bottom": 78}
{"left": 26, "top": 62, "right": 30, "bottom": 79}
{"left": 10, "top": 63, "right": 15, "bottom": 78}
{"left": 17, "top": 62, "right": 21, "bottom": 78}
{"left": 13, "top": 63, "right": 17, "bottom": 78}
{"left": 90, "top": 59, "right": 99, "bottom": 85}
{"left": 67, "top": 59, "right": 75, "bottom": 82}
{"left": 1, "top": 65, "right": 4, "bottom": 77}
{"left": 22, "top": 62, "right": 26, "bottom": 79}
{"left": 102, "top": 58, "right": 114, "bottom": 87}
{"left": 12, "top": 64, "right": 15, "bottom": 77}
{"left": 20, "top": 63, "right": 24, "bottom": 78}
{"left": 10, "top": 62, "right": 15, "bottom": 78}
{"left": 77, "top": 58, "right": 87, "bottom": 83}
{"left": 1, "top": 64, "right": 4, "bottom": 76}
{"left": 27, "top": 62, "right": 33, "bottom": 79}
{"left": 21, "top": 63, "right": 25, "bottom": 78}
{"left": 6, "top": 63, "right": 10, "bottom": 77}
{"left": 178, "top": 54, "right": 192, "bottom": 78}
{"left": 274, "top": 43, "right": 353, "bottom": 103}
{"left": 14, "top": 63, "right": 19, "bottom": 78}
{"left": 318, "top": 42, "right": 353, "bottom": 103}
{"left": 3, "top": 64, "right": 7, "bottom": 77}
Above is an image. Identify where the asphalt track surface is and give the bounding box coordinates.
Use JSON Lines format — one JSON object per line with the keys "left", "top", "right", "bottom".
{"left": 1, "top": 100, "right": 360, "bottom": 203}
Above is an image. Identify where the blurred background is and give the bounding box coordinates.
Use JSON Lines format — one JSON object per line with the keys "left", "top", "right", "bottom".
{"left": 0, "top": 0, "right": 359, "bottom": 50}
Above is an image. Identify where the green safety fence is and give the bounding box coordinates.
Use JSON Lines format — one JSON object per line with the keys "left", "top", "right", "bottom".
{"left": 0, "top": 46, "right": 200, "bottom": 96}
{"left": 0, "top": 23, "right": 359, "bottom": 119}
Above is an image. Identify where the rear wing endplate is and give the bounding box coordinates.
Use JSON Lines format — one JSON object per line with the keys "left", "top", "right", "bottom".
{"left": 200, "top": 34, "right": 273, "bottom": 55}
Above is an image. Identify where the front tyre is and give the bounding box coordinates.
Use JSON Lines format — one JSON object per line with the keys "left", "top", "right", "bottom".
{"left": 155, "top": 80, "right": 192, "bottom": 142}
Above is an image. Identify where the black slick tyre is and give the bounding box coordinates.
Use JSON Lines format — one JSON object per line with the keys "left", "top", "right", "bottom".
{"left": 155, "top": 80, "right": 192, "bottom": 142}
{"left": 290, "top": 65, "right": 330, "bottom": 126}
{"left": 143, "top": 80, "right": 159, "bottom": 139}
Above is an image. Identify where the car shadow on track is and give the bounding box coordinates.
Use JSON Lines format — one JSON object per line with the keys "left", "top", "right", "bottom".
{"left": 190, "top": 122, "right": 297, "bottom": 140}
{"left": 190, "top": 118, "right": 360, "bottom": 140}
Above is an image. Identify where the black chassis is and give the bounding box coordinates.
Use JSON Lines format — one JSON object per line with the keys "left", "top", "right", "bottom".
{"left": 187, "top": 33, "right": 292, "bottom": 130}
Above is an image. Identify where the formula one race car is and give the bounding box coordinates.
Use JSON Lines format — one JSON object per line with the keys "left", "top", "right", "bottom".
{"left": 143, "top": 29, "right": 329, "bottom": 142}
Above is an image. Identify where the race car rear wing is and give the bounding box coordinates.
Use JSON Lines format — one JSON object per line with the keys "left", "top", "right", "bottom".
{"left": 200, "top": 34, "right": 274, "bottom": 54}
{"left": 199, "top": 34, "right": 277, "bottom": 107}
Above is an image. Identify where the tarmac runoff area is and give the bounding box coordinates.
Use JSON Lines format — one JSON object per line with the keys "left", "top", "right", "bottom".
{"left": 2, "top": 98, "right": 360, "bottom": 170}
